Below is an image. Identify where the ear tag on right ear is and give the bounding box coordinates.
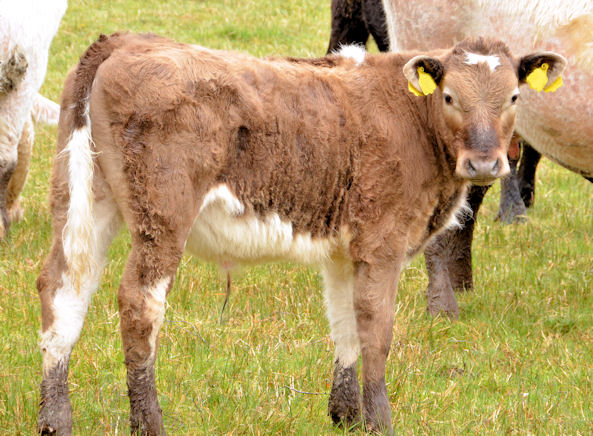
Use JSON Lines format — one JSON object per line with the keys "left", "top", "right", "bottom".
{"left": 408, "top": 81, "right": 423, "bottom": 96}
{"left": 417, "top": 66, "right": 437, "bottom": 95}
{"left": 526, "top": 63, "right": 549, "bottom": 92}
{"left": 544, "top": 75, "right": 563, "bottom": 92}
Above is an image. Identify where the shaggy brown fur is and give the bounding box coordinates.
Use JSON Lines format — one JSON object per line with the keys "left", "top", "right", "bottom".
{"left": 37, "top": 32, "right": 564, "bottom": 434}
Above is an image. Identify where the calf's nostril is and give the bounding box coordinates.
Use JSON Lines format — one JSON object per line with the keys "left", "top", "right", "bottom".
{"left": 466, "top": 160, "right": 477, "bottom": 176}
{"left": 491, "top": 158, "right": 500, "bottom": 175}
{"left": 466, "top": 158, "right": 500, "bottom": 178}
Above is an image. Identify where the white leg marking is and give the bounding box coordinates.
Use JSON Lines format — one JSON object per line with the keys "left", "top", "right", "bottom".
{"left": 144, "top": 277, "right": 171, "bottom": 361}
{"left": 323, "top": 257, "right": 360, "bottom": 367}
{"left": 40, "top": 273, "right": 94, "bottom": 374}
{"left": 40, "top": 196, "right": 121, "bottom": 373}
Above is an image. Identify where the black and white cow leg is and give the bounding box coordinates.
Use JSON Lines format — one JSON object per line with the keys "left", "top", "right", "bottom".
{"left": 327, "top": 0, "right": 370, "bottom": 54}
{"left": 361, "top": 0, "right": 390, "bottom": 51}
{"left": 322, "top": 256, "right": 362, "bottom": 427}
{"left": 517, "top": 141, "right": 542, "bottom": 208}
{"left": 496, "top": 136, "right": 527, "bottom": 223}
{"left": 425, "top": 185, "right": 490, "bottom": 318}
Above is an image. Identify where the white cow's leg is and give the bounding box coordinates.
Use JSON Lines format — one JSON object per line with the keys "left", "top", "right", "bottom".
{"left": 322, "top": 256, "right": 361, "bottom": 426}
{"left": 37, "top": 191, "right": 121, "bottom": 435}
{"left": 0, "top": 128, "right": 18, "bottom": 240}
{"left": 6, "top": 116, "right": 34, "bottom": 224}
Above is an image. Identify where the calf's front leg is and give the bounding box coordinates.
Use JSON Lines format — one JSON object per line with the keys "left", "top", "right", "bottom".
{"left": 354, "top": 259, "right": 401, "bottom": 435}
{"left": 323, "top": 256, "right": 361, "bottom": 426}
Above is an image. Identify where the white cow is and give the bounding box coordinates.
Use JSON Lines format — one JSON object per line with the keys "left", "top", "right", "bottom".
{"left": 0, "top": 0, "right": 66, "bottom": 238}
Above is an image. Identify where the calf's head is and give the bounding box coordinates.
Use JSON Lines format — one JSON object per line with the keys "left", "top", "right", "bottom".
{"left": 404, "top": 38, "right": 566, "bottom": 185}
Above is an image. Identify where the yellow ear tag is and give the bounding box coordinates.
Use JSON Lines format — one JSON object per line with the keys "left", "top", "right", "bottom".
{"left": 408, "top": 81, "right": 423, "bottom": 96}
{"left": 544, "top": 75, "right": 563, "bottom": 92}
{"left": 417, "top": 66, "right": 437, "bottom": 95}
{"left": 526, "top": 63, "right": 549, "bottom": 92}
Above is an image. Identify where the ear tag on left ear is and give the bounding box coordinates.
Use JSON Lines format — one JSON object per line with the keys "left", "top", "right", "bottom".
{"left": 417, "top": 66, "right": 437, "bottom": 95}
{"left": 544, "top": 75, "right": 563, "bottom": 92}
{"left": 526, "top": 63, "right": 549, "bottom": 92}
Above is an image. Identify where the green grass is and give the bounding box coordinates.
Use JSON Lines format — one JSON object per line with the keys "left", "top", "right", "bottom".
{"left": 1, "top": 0, "right": 593, "bottom": 434}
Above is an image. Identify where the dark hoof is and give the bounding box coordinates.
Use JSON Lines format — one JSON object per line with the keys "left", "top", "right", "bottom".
{"left": 38, "top": 405, "right": 73, "bottom": 436}
{"left": 495, "top": 200, "right": 527, "bottom": 224}
{"left": 426, "top": 278, "right": 460, "bottom": 319}
{"left": 362, "top": 381, "right": 393, "bottom": 435}
{"left": 426, "top": 296, "right": 459, "bottom": 319}
{"left": 328, "top": 362, "right": 361, "bottom": 428}
{"left": 38, "top": 361, "right": 73, "bottom": 436}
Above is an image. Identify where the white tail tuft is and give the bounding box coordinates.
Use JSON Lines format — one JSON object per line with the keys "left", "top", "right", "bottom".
{"left": 61, "top": 102, "right": 96, "bottom": 294}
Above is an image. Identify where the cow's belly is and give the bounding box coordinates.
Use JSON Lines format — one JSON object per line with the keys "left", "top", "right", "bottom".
{"left": 184, "top": 184, "right": 341, "bottom": 267}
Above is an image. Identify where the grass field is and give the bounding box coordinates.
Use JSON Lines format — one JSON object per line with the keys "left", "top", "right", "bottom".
{"left": 1, "top": 0, "right": 593, "bottom": 434}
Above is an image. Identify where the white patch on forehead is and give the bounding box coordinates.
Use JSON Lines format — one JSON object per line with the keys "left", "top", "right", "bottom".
{"left": 336, "top": 44, "right": 366, "bottom": 65}
{"left": 465, "top": 52, "right": 500, "bottom": 72}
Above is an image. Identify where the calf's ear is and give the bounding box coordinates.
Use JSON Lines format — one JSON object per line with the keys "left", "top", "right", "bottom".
{"left": 518, "top": 52, "right": 567, "bottom": 92}
{"left": 403, "top": 55, "right": 444, "bottom": 96}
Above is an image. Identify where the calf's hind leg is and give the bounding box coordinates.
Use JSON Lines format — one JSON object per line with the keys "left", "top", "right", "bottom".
{"left": 38, "top": 191, "right": 122, "bottom": 435}
{"left": 323, "top": 257, "right": 361, "bottom": 426}
{"left": 118, "top": 225, "right": 191, "bottom": 435}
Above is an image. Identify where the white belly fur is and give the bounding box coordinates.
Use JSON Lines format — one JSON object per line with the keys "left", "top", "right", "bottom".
{"left": 185, "top": 184, "right": 344, "bottom": 266}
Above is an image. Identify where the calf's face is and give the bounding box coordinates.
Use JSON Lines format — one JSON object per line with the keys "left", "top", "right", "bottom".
{"left": 404, "top": 38, "right": 566, "bottom": 185}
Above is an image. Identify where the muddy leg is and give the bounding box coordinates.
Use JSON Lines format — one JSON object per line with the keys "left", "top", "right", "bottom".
{"left": 323, "top": 256, "right": 361, "bottom": 427}
{"left": 327, "top": 0, "right": 370, "bottom": 53}
{"left": 425, "top": 185, "right": 490, "bottom": 318}
{"left": 119, "top": 231, "right": 190, "bottom": 435}
{"left": 496, "top": 137, "right": 527, "bottom": 223}
{"left": 354, "top": 260, "right": 400, "bottom": 435}
{"left": 6, "top": 117, "right": 34, "bottom": 224}
{"left": 38, "top": 194, "right": 121, "bottom": 434}
{"left": 517, "top": 141, "right": 541, "bottom": 208}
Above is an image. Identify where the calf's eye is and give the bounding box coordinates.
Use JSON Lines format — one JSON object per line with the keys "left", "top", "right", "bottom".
{"left": 444, "top": 94, "right": 453, "bottom": 105}
{"left": 511, "top": 94, "right": 519, "bottom": 104}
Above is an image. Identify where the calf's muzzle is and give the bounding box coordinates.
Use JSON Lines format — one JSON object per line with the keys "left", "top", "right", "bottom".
{"left": 455, "top": 123, "right": 510, "bottom": 184}
{"left": 456, "top": 151, "right": 510, "bottom": 185}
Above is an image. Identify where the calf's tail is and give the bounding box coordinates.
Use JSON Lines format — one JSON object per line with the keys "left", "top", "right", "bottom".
{"left": 60, "top": 33, "right": 121, "bottom": 292}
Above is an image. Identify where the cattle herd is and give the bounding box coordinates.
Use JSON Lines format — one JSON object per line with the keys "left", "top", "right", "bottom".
{"left": 0, "top": 0, "right": 590, "bottom": 434}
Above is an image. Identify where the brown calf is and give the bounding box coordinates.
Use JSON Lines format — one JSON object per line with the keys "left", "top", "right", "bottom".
{"left": 37, "top": 32, "right": 564, "bottom": 434}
